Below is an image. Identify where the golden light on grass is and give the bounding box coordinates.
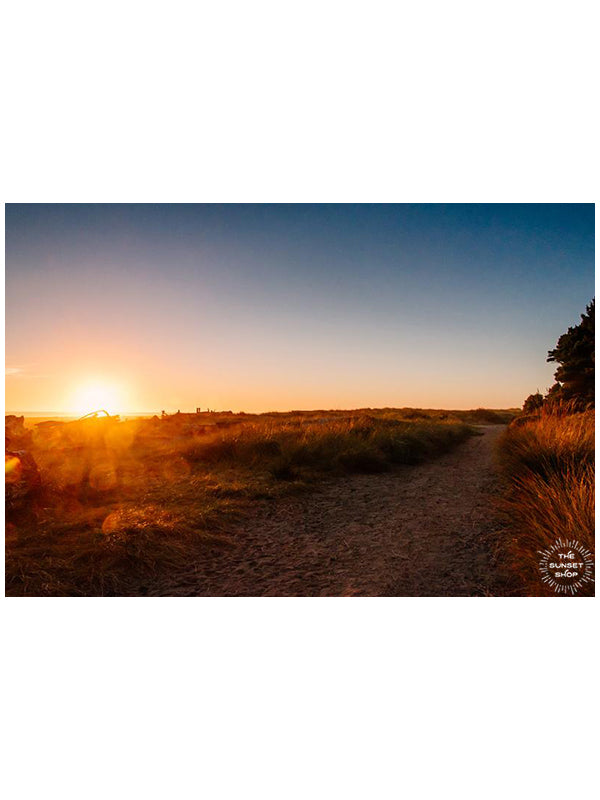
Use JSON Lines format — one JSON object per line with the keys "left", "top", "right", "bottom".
{"left": 496, "top": 407, "right": 595, "bottom": 595}
{"left": 6, "top": 408, "right": 517, "bottom": 596}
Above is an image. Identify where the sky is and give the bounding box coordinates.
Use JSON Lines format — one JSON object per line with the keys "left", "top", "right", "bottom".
{"left": 5, "top": 203, "right": 595, "bottom": 414}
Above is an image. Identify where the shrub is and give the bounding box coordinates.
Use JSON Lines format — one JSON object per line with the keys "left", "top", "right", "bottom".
{"left": 522, "top": 393, "right": 544, "bottom": 414}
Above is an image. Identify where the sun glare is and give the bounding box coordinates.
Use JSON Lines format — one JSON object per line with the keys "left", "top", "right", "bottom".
{"left": 69, "top": 380, "right": 125, "bottom": 416}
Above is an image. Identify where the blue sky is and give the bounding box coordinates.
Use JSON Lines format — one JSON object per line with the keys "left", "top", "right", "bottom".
{"left": 5, "top": 203, "right": 595, "bottom": 412}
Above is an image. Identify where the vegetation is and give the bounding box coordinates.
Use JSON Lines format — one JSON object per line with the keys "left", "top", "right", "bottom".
{"left": 546, "top": 298, "right": 595, "bottom": 408}
{"left": 496, "top": 406, "right": 594, "bottom": 595}
{"left": 6, "top": 407, "right": 508, "bottom": 596}
{"left": 497, "top": 300, "right": 595, "bottom": 596}
{"left": 519, "top": 301, "right": 594, "bottom": 417}
{"left": 522, "top": 392, "right": 544, "bottom": 414}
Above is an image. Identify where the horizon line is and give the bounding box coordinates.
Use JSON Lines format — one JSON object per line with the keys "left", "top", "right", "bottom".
{"left": 6, "top": 404, "right": 521, "bottom": 417}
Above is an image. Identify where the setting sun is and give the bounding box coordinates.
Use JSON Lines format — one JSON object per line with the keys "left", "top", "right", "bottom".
{"left": 68, "top": 380, "right": 126, "bottom": 416}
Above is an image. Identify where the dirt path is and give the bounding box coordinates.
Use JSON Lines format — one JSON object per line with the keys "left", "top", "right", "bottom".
{"left": 160, "top": 425, "right": 509, "bottom": 596}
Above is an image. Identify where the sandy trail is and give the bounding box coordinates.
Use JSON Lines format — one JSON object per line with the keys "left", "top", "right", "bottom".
{"left": 160, "top": 425, "right": 508, "bottom": 596}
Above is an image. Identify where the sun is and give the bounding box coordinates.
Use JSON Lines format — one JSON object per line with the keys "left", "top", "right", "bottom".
{"left": 68, "top": 379, "right": 126, "bottom": 416}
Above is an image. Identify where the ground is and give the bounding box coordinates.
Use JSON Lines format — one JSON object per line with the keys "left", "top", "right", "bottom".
{"left": 155, "top": 425, "right": 510, "bottom": 596}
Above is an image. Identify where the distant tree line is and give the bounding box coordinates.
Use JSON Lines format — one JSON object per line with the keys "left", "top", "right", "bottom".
{"left": 522, "top": 299, "right": 594, "bottom": 413}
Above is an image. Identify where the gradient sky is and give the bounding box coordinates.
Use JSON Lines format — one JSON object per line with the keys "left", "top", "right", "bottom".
{"left": 5, "top": 203, "right": 595, "bottom": 413}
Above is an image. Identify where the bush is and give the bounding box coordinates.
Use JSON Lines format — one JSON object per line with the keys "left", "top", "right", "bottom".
{"left": 522, "top": 393, "right": 544, "bottom": 414}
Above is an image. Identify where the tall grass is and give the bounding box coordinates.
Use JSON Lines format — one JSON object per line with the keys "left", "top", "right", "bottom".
{"left": 181, "top": 415, "right": 474, "bottom": 479}
{"left": 496, "top": 408, "right": 595, "bottom": 595}
{"left": 6, "top": 409, "right": 475, "bottom": 596}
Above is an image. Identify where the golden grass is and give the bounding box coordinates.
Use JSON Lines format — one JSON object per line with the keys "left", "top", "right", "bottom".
{"left": 6, "top": 408, "right": 488, "bottom": 596}
{"left": 496, "top": 409, "right": 595, "bottom": 596}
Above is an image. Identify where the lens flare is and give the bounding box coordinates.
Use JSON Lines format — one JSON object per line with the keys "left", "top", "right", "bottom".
{"left": 5, "top": 455, "right": 21, "bottom": 482}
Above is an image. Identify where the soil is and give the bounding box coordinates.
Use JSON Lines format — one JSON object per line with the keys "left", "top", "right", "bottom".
{"left": 157, "top": 425, "right": 512, "bottom": 596}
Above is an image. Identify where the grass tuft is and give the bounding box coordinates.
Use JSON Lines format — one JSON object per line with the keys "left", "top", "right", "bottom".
{"left": 496, "top": 409, "right": 595, "bottom": 596}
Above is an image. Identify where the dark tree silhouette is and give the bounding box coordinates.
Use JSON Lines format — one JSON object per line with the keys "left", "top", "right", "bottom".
{"left": 522, "top": 392, "right": 544, "bottom": 414}
{"left": 544, "top": 382, "right": 563, "bottom": 401}
{"left": 547, "top": 299, "right": 595, "bottom": 406}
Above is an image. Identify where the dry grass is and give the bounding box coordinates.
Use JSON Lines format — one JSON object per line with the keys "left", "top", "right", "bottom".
{"left": 6, "top": 408, "right": 489, "bottom": 596}
{"left": 496, "top": 408, "right": 595, "bottom": 596}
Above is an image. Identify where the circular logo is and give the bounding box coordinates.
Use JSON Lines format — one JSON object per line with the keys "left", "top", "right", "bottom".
{"left": 538, "top": 538, "right": 594, "bottom": 595}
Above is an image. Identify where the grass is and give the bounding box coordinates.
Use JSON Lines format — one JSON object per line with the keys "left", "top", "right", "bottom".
{"left": 495, "top": 406, "right": 595, "bottom": 596}
{"left": 181, "top": 415, "right": 476, "bottom": 477}
{"left": 5, "top": 407, "right": 494, "bottom": 596}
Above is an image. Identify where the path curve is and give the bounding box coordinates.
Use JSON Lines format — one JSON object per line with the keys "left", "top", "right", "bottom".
{"left": 161, "top": 425, "right": 508, "bottom": 596}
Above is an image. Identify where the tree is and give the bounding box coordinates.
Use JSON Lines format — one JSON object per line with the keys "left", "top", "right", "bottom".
{"left": 545, "top": 382, "right": 562, "bottom": 401}
{"left": 547, "top": 299, "right": 595, "bottom": 407}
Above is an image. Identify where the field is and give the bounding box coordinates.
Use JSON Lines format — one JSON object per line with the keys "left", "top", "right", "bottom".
{"left": 495, "top": 406, "right": 595, "bottom": 596}
{"left": 5, "top": 407, "right": 514, "bottom": 596}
